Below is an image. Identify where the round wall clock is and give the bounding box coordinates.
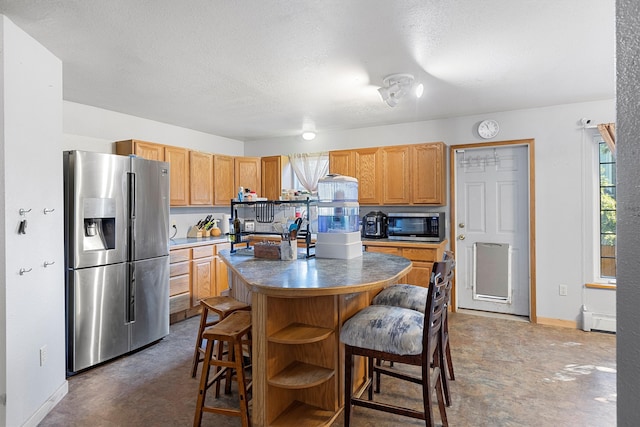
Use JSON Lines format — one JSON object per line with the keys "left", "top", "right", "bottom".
{"left": 478, "top": 119, "right": 500, "bottom": 139}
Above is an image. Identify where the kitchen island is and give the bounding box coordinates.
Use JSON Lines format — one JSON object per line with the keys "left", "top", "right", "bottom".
{"left": 219, "top": 249, "right": 412, "bottom": 426}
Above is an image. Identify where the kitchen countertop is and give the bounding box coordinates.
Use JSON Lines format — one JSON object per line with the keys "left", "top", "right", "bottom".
{"left": 169, "top": 236, "right": 229, "bottom": 249}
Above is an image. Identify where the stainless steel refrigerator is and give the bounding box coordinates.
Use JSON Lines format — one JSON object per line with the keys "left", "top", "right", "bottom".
{"left": 64, "top": 150, "right": 170, "bottom": 374}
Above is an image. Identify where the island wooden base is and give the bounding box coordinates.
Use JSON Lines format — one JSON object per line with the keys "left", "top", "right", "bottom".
{"left": 231, "top": 275, "right": 381, "bottom": 426}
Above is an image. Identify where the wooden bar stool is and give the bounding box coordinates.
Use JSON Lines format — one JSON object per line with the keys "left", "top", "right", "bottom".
{"left": 194, "top": 310, "right": 252, "bottom": 427}
{"left": 191, "top": 296, "right": 250, "bottom": 378}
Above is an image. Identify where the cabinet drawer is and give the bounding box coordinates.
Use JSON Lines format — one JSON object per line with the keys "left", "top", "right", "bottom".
{"left": 214, "top": 242, "right": 231, "bottom": 254}
{"left": 192, "top": 245, "right": 215, "bottom": 259}
{"left": 169, "top": 260, "right": 190, "bottom": 277}
{"left": 401, "top": 248, "right": 438, "bottom": 262}
{"left": 365, "top": 246, "right": 400, "bottom": 255}
{"left": 170, "top": 248, "right": 191, "bottom": 263}
{"left": 170, "top": 292, "right": 190, "bottom": 313}
{"left": 170, "top": 274, "right": 190, "bottom": 296}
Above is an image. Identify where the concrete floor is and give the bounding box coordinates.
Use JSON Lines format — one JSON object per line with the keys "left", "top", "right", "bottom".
{"left": 39, "top": 312, "right": 616, "bottom": 426}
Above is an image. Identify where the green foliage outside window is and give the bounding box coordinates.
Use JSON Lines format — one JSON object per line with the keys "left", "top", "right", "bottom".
{"left": 599, "top": 142, "right": 616, "bottom": 278}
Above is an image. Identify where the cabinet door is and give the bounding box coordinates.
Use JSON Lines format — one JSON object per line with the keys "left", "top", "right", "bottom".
{"left": 215, "top": 255, "right": 229, "bottom": 295}
{"left": 329, "top": 150, "right": 354, "bottom": 176}
{"left": 191, "top": 257, "right": 215, "bottom": 306}
{"left": 165, "top": 146, "right": 190, "bottom": 206}
{"left": 404, "top": 262, "right": 433, "bottom": 287}
{"left": 261, "top": 155, "right": 287, "bottom": 201}
{"left": 382, "top": 145, "right": 411, "bottom": 204}
{"left": 189, "top": 151, "right": 213, "bottom": 205}
{"left": 135, "top": 141, "right": 165, "bottom": 161}
{"left": 114, "top": 139, "right": 165, "bottom": 161}
{"left": 235, "top": 157, "right": 261, "bottom": 194}
{"left": 412, "top": 142, "right": 446, "bottom": 205}
{"left": 355, "top": 148, "right": 381, "bottom": 204}
{"left": 213, "top": 155, "right": 236, "bottom": 205}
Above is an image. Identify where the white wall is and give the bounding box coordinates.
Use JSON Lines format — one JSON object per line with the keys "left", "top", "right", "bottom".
{"left": 245, "top": 99, "right": 616, "bottom": 324}
{"left": 1, "top": 16, "right": 67, "bottom": 427}
{"left": 63, "top": 101, "right": 246, "bottom": 155}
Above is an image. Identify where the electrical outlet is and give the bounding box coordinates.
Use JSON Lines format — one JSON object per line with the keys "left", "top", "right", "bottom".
{"left": 40, "top": 345, "right": 47, "bottom": 367}
{"left": 559, "top": 284, "right": 568, "bottom": 296}
{"left": 171, "top": 219, "right": 177, "bottom": 227}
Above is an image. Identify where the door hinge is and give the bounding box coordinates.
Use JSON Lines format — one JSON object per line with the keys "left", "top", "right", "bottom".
{"left": 0, "top": 393, "right": 6, "bottom": 406}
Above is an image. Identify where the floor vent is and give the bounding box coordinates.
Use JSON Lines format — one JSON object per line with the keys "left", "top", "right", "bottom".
{"left": 582, "top": 310, "right": 616, "bottom": 333}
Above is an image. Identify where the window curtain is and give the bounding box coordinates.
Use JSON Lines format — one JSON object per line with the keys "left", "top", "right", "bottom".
{"left": 288, "top": 152, "right": 329, "bottom": 193}
{"left": 598, "top": 123, "right": 616, "bottom": 154}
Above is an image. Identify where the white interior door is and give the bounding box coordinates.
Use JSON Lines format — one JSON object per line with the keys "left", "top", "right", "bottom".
{"left": 454, "top": 145, "right": 530, "bottom": 316}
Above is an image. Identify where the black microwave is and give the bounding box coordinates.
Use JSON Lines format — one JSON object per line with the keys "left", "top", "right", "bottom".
{"left": 387, "top": 212, "right": 445, "bottom": 242}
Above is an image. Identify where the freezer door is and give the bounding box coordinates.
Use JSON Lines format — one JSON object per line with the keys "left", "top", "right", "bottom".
{"left": 129, "top": 256, "right": 170, "bottom": 350}
{"left": 67, "top": 263, "right": 129, "bottom": 373}
{"left": 64, "top": 151, "right": 128, "bottom": 269}
{"left": 129, "top": 157, "right": 170, "bottom": 260}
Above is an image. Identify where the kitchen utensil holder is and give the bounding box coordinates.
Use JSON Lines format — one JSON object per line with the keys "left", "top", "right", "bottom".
{"left": 187, "top": 226, "right": 203, "bottom": 238}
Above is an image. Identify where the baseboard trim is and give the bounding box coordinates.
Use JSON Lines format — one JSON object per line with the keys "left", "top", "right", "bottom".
{"left": 536, "top": 316, "right": 578, "bottom": 329}
{"left": 22, "top": 380, "right": 68, "bottom": 427}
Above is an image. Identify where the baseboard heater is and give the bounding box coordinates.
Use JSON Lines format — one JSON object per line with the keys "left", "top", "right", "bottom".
{"left": 582, "top": 310, "right": 616, "bottom": 333}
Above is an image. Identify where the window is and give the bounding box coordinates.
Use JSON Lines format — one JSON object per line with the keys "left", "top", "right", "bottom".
{"left": 599, "top": 142, "right": 616, "bottom": 278}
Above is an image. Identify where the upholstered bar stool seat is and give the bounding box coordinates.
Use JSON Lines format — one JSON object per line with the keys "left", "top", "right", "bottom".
{"left": 191, "top": 296, "right": 250, "bottom": 378}
{"left": 194, "top": 310, "right": 252, "bottom": 427}
{"left": 340, "top": 305, "right": 425, "bottom": 355}
{"left": 372, "top": 283, "right": 428, "bottom": 313}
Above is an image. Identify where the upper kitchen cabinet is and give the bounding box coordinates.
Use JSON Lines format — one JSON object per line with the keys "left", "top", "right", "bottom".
{"left": 329, "top": 142, "right": 445, "bottom": 206}
{"left": 411, "top": 142, "right": 446, "bottom": 205}
{"left": 115, "top": 139, "right": 165, "bottom": 161}
{"left": 165, "top": 146, "right": 190, "bottom": 206}
{"left": 329, "top": 150, "right": 354, "bottom": 177}
{"left": 213, "top": 155, "right": 236, "bottom": 205}
{"left": 261, "top": 155, "right": 291, "bottom": 201}
{"left": 355, "top": 148, "right": 382, "bottom": 204}
{"left": 329, "top": 148, "right": 381, "bottom": 204}
{"left": 189, "top": 151, "right": 213, "bottom": 205}
{"left": 235, "top": 157, "right": 261, "bottom": 195}
{"left": 381, "top": 145, "right": 411, "bottom": 204}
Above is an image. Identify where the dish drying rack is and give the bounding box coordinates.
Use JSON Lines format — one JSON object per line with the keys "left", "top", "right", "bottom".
{"left": 229, "top": 198, "right": 316, "bottom": 258}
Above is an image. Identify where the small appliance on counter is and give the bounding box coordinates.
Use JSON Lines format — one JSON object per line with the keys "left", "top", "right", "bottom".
{"left": 315, "top": 174, "right": 362, "bottom": 259}
{"left": 362, "top": 211, "right": 388, "bottom": 239}
{"left": 387, "top": 212, "right": 445, "bottom": 242}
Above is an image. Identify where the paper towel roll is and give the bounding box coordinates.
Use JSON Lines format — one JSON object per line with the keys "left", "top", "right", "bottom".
{"left": 220, "top": 213, "right": 231, "bottom": 234}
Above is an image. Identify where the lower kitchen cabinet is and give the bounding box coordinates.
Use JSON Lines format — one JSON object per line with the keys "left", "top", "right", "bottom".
{"left": 362, "top": 240, "right": 447, "bottom": 287}
{"left": 169, "top": 241, "right": 231, "bottom": 324}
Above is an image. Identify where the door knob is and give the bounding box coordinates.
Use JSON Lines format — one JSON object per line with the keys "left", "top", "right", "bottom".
{"left": 458, "top": 223, "right": 465, "bottom": 228}
{"left": 458, "top": 234, "right": 466, "bottom": 240}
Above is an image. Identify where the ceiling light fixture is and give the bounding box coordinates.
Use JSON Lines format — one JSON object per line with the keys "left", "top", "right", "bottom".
{"left": 302, "top": 131, "right": 316, "bottom": 141}
{"left": 378, "top": 74, "right": 422, "bottom": 107}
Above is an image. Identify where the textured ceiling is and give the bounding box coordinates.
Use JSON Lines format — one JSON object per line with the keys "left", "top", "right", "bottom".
{"left": 0, "top": 0, "right": 615, "bottom": 141}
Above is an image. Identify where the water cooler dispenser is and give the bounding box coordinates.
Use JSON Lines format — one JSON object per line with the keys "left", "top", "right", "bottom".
{"left": 315, "top": 174, "right": 362, "bottom": 259}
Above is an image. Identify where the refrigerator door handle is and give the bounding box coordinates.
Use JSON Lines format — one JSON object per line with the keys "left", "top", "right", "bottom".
{"left": 127, "top": 263, "right": 136, "bottom": 324}
{"left": 128, "top": 171, "right": 136, "bottom": 220}
{"left": 128, "top": 171, "right": 136, "bottom": 259}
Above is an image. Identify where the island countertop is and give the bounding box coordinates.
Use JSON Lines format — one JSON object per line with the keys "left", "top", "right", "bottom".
{"left": 218, "top": 249, "right": 412, "bottom": 297}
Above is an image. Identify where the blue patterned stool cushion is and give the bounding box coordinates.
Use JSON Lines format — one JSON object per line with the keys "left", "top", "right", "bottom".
{"left": 340, "top": 305, "right": 425, "bottom": 355}
{"left": 372, "top": 284, "right": 428, "bottom": 313}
